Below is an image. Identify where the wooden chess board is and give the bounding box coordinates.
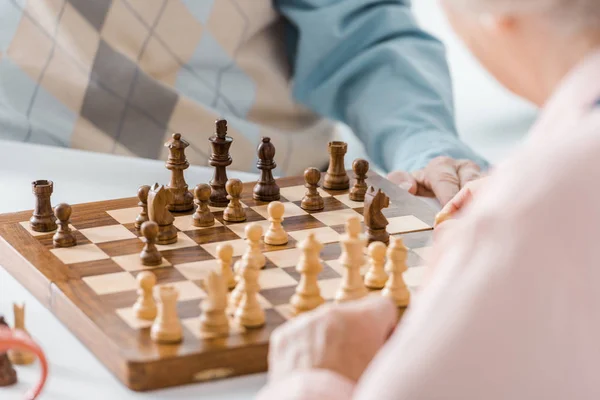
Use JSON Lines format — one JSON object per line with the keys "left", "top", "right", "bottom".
{"left": 0, "top": 173, "right": 435, "bottom": 391}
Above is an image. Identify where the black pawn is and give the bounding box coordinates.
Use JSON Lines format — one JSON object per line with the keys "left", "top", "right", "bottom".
{"left": 193, "top": 184, "right": 215, "bottom": 227}
{"left": 135, "top": 185, "right": 150, "bottom": 230}
{"left": 53, "top": 203, "right": 77, "bottom": 248}
{"left": 300, "top": 167, "right": 324, "bottom": 211}
{"left": 253, "top": 137, "right": 280, "bottom": 202}
{"left": 140, "top": 221, "right": 162, "bottom": 266}
{"left": 349, "top": 159, "right": 369, "bottom": 202}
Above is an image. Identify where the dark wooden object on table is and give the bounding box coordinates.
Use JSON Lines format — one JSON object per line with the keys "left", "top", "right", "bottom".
{"left": 134, "top": 185, "right": 150, "bottom": 230}
{"left": 323, "top": 141, "right": 350, "bottom": 190}
{"left": 0, "top": 316, "right": 17, "bottom": 387}
{"left": 165, "top": 133, "right": 193, "bottom": 212}
{"left": 0, "top": 173, "right": 435, "bottom": 392}
{"left": 147, "top": 184, "right": 177, "bottom": 245}
{"left": 253, "top": 137, "right": 280, "bottom": 202}
{"left": 192, "top": 184, "right": 214, "bottom": 227}
{"left": 223, "top": 179, "right": 246, "bottom": 222}
{"left": 349, "top": 159, "right": 369, "bottom": 202}
{"left": 208, "top": 119, "right": 233, "bottom": 207}
{"left": 364, "top": 186, "right": 391, "bottom": 245}
{"left": 29, "top": 180, "right": 57, "bottom": 232}
{"left": 53, "top": 203, "right": 76, "bottom": 248}
{"left": 140, "top": 221, "right": 162, "bottom": 266}
{"left": 300, "top": 167, "right": 324, "bottom": 211}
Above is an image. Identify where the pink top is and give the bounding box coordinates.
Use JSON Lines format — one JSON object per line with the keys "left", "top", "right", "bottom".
{"left": 257, "top": 49, "right": 600, "bottom": 400}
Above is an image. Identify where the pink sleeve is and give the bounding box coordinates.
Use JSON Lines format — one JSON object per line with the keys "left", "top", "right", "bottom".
{"left": 350, "top": 123, "right": 600, "bottom": 399}
{"left": 256, "top": 369, "right": 355, "bottom": 400}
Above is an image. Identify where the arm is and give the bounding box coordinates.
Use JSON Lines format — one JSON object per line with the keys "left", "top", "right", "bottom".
{"left": 276, "top": 0, "right": 488, "bottom": 172}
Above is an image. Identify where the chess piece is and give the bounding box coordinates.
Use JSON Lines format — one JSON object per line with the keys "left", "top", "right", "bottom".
{"left": 349, "top": 159, "right": 369, "bottom": 202}
{"left": 150, "top": 285, "right": 183, "bottom": 344}
{"left": 52, "top": 203, "right": 76, "bottom": 248}
{"left": 335, "top": 216, "right": 368, "bottom": 303}
{"left": 29, "top": 180, "right": 57, "bottom": 232}
{"left": 134, "top": 185, "right": 150, "bottom": 230}
{"left": 300, "top": 167, "right": 324, "bottom": 211}
{"left": 223, "top": 179, "right": 246, "bottom": 222}
{"left": 253, "top": 137, "right": 280, "bottom": 201}
{"left": 290, "top": 233, "right": 325, "bottom": 315}
{"left": 209, "top": 119, "right": 233, "bottom": 207}
{"left": 233, "top": 247, "right": 265, "bottom": 328}
{"left": 192, "top": 184, "right": 214, "bottom": 227}
{"left": 364, "top": 241, "right": 388, "bottom": 289}
{"left": 147, "top": 183, "right": 178, "bottom": 245}
{"left": 165, "top": 133, "right": 194, "bottom": 212}
{"left": 364, "top": 187, "right": 390, "bottom": 245}
{"left": 216, "top": 243, "right": 237, "bottom": 289}
{"left": 230, "top": 224, "right": 265, "bottom": 309}
{"left": 133, "top": 271, "right": 157, "bottom": 320}
{"left": 323, "top": 141, "right": 349, "bottom": 190}
{"left": 381, "top": 237, "right": 410, "bottom": 307}
{"left": 264, "top": 201, "right": 288, "bottom": 245}
{"left": 199, "top": 271, "right": 230, "bottom": 337}
{"left": 140, "top": 221, "right": 163, "bottom": 266}
{"left": 0, "top": 316, "right": 17, "bottom": 387}
{"left": 8, "top": 304, "right": 35, "bottom": 365}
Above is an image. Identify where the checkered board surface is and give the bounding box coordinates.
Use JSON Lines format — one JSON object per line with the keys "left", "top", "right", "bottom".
{"left": 0, "top": 174, "right": 435, "bottom": 391}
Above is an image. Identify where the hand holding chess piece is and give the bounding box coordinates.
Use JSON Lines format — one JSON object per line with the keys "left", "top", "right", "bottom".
{"left": 223, "top": 179, "right": 246, "bottom": 222}
{"left": 133, "top": 271, "right": 157, "bottom": 320}
{"left": 140, "top": 221, "right": 163, "bottom": 266}
{"left": 264, "top": 201, "right": 288, "bottom": 245}
{"left": 192, "top": 184, "right": 214, "bottom": 227}
{"left": 53, "top": 203, "right": 76, "bottom": 248}
{"left": 301, "top": 167, "right": 324, "bottom": 211}
{"left": 199, "top": 271, "right": 230, "bottom": 337}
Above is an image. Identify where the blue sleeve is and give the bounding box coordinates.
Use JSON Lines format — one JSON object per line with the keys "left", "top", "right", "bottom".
{"left": 275, "top": 0, "right": 489, "bottom": 172}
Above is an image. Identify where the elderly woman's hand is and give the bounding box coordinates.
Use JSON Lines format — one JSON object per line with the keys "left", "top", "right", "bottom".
{"left": 388, "top": 156, "right": 482, "bottom": 206}
{"left": 266, "top": 296, "right": 397, "bottom": 383}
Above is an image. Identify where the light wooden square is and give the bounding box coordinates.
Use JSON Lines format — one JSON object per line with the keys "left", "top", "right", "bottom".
{"left": 154, "top": 232, "right": 198, "bottom": 251}
{"left": 50, "top": 244, "right": 110, "bottom": 264}
{"left": 387, "top": 216, "right": 431, "bottom": 234}
{"left": 202, "top": 239, "right": 247, "bottom": 258}
{"left": 252, "top": 202, "right": 307, "bottom": 219}
{"left": 107, "top": 207, "right": 140, "bottom": 224}
{"left": 279, "top": 185, "right": 329, "bottom": 202}
{"left": 288, "top": 227, "right": 340, "bottom": 244}
{"left": 333, "top": 193, "right": 365, "bottom": 209}
{"left": 83, "top": 272, "right": 137, "bottom": 295}
{"left": 112, "top": 253, "right": 171, "bottom": 272}
{"left": 412, "top": 246, "right": 433, "bottom": 262}
{"left": 158, "top": 280, "right": 206, "bottom": 302}
{"left": 259, "top": 268, "right": 297, "bottom": 290}
{"left": 173, "top": 214, "right": 223, "bottom": 231}
{"left": 311, "top": 209, "right": 363, "bottom": 226}
{"left": 80, "top": 224, "right": 137, "bottom": 244}
{"left": 116, "top": 307, "right": 153, "bottom": 330}
{"left": 318, "top": 278, "right": 343, "bottom": 300}
{"left": 274, "top": 304, "right": 296, "bottom": 320}
{"left": 325, "top": 259, "right": 369, "bottom": 276}
{"left": 225, "top": 220, "right": 271, "bottom": 239}
{"left": 174, "top": 260, "right": 220, "bottom": 281}
{"left": 19, "top": 221, "right": 75, "bottom": 236}
{"left": 265, "top": 248, "right": 302, "bottom": 268}
{"left": 182, "top": 316, "right": 245, "bottom": 339}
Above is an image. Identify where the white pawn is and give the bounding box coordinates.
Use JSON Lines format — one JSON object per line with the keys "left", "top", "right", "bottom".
{"left": 364, "top": 241, "right": 388, "bottom": 289}
{"left": 264, "top": 201, "right": 288, "bottom": 245}
{"left": 234, "top": 249, "right": 265, "bottom": 328}
{"left": 230, "top": 224, "right": 265, "bottom": 309}
{"left": 150, "top": 285, "right": 183, "bottom": 344}
{"left": 199, "top": 271, "right": 230, "bottom": 337}
{"left": 335, "top": 216, "right": 369, "bottom": 303}
{"left": 217, "top": 243, "right": 237, "bottom": 289}
{"left": 133, "top": 271, "right": 157, "bottom": 320}
{"left": 290, "top": 233, "right": 325, "bottom": 315}
{"left": 381, "top": 237, "right": 410, "bottom": 307}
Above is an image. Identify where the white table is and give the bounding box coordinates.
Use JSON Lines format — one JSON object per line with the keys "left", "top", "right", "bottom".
{"left": 0, "top": 140, "right": 265, "bottom": 400}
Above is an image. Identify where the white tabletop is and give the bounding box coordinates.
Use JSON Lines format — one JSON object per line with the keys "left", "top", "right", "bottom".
{"left": 0, "top": 140, "right": 265, "bottom": 400}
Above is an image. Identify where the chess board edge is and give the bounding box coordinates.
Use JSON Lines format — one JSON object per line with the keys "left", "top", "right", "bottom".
{"left": 0, "top": 173, "right": 436, "bottom": 391}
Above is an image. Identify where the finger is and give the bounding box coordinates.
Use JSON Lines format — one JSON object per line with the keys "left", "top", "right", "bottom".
{"left": 387, "top": 170, "right": 418, "bottom": 194}
{"left": 424, "top": 157, "right": 461, "bottom": 206}
{"left": 344, "top": 296, "right": 398, "bottom": 338}
{"left": 435, "top": 184, "right": 474, "bottom": 227}
{"left": 410, "top": 169, "right": 435, "bottom": 198}
{"left": 456, "top": 160, "right": 481, "bottom": 188}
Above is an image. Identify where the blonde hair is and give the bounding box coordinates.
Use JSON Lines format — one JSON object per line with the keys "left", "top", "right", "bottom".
{"left": 451, "top": 0, "right": 600, "bottom": 30}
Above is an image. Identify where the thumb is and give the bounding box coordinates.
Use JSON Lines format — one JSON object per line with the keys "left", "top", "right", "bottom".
{"left": 424, "top": 159, "right": 461, "bottom": 206}
{"left": 387, "top": 170, "right": 418, "bottom": 194}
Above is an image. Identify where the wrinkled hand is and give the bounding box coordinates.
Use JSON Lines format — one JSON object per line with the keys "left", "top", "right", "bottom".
{"left": 388, "top": 156, "right": 482, "bottom": 206}
{"left": 267, "top": 296, "right": 397, "bottom": 383}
